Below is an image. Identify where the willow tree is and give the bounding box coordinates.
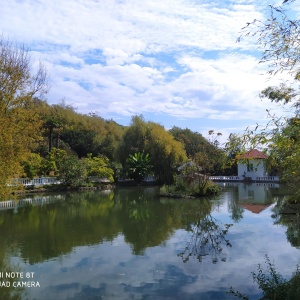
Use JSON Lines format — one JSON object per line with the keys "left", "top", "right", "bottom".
{"left": 0, "top": 37, "right": 49, "bottom": 198}
{"left": 239, "top": 0, "right": 300, "bottom": 107}
{"left": 235, "top": 0, "right": 300, "bottom": 201}
{"left": 118, "top": 116, "right": 187, "bottom": 184}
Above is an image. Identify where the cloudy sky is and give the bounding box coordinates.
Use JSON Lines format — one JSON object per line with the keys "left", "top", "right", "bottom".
{"left": 1, "top": 0, "right": 295, "bottom": 142}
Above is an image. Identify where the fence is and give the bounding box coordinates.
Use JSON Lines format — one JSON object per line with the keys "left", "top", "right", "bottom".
{"left": 12, "top": 177, "right": 60, "bottom": 186}
{"left": 209, "top": 176, "right": 280, "bottom": 182}
{"left": 0, "top": 195, "right": 64, "bottom": 211}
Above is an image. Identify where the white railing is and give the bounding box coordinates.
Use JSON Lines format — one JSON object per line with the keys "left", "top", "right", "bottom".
{"left": 12, "top": 177, "right": 61, "bottom": 186}
{"left": 209, "top": 176, "right": 242, "bottom": 181}
{"left": 0, "top": 195, "right": 64, "bottom": 211}
{"left": 209, "top": 176, "right": 280, "bottom": 182}
{"left": 14, "top": 176, "right": 112, "bottom": 186}
{"left": 256, "top": 176, "right": 280, "bottom": 182}
{"left": 0, "top": 200, "right": 15, "bottom": 209}
{"left": 88, "top": 176, "right": 111, "bottom": 183}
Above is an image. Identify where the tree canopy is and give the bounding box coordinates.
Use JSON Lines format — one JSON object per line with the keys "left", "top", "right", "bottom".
{"left": 0, "top": 37, "right": 49, "bottom": 197}
{"left": 118, "top": 116, "right": 187, "bottom": 184}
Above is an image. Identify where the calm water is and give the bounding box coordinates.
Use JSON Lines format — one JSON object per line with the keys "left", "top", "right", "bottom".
{"left": 0, "top": 183, "right": 299, "bottom": 300}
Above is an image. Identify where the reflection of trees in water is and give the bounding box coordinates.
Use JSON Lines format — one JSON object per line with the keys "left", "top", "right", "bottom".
{"left": 0, "top": 190, "right": 118, "bottom": 264}
{"left": 0, "top": 252, "right": 25, "bottom": 300}
{"left": 272, "top": 196, "right": 300, "bottom": 248}
{"left": 0, "top": 187, "right": 232, "bottom": 267}
{"left": 228, "top": 198, "right": 244, "bottom": 223}
{"left": 179, "top": 212, "right": 233, "bottom": 263}
{"left": 225, "top": 186, "right": 244, "bottom": 223}
{"left": 114, "top": 187, "right": 182, "bottom": 255}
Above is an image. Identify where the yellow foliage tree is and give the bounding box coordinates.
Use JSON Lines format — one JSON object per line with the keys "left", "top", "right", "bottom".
{"left": 0, "top": 37, "right": 49, "bottom": 199}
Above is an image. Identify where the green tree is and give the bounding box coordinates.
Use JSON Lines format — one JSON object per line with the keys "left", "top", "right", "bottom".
{"left": 82, "top": 154, "right": 114, "bottom": 182}
{"left": 237, "top": 0, "right": 300, "bottom": 201}
{"left": 61, "top": 129, "right": 99, "bottom": 157}
{"left": 169, "top": 126, "right": 211, "bottom": 158}
{"left": 126, "top": 152, "right": 152, "bottom": 183}
{"left": 59, "top": 155, "right": 87, "bottom": 186}
{"left": 22, "top": 153, "right": 43, "bottom": 179}
{"left": 38, "top": 102, "right": 124, "bottom": 159}
{"left": 118, "top": 116, "right": 187, "bottom": 184}
{"left": 41, "top": 148, "right": 68, "bottom": 175}
{"left": 170, "top": 127, "right": 226, "bottom": 175}
{"left": 0, "top": 36, "right": 49, "bottom": 199}
{"left": 117, "top": 115, "right": 148, "bottom": 163}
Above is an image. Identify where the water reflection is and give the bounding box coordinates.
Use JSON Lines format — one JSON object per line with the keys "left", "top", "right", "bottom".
{"left": 0, "top": 185, "right": 298, "bottom": 300}
{"left": 271, "top": 196, "right": 300, "bottom": 248}
{"left": 179, "top": 216, "right": 232, "bottom": 264}
{"left": 223, "top": 182, "right": 283, "bottom": 222}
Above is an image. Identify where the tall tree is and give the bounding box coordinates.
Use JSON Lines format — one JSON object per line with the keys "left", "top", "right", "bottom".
{"left": 0, "top": 37, "right": 49, "bottom": 198}
{"left": 237, "top": 0, "right": 300, "bottom": 201}
{"left": 170, "top": 127, "right": 226, "bottom": 175}
{"left": 118, "top": 116, "right": 187, "bottom": 184}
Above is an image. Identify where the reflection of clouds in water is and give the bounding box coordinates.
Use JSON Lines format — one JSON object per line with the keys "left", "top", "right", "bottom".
{"left": 11, "top": 187, "right": 300, "bottom": 300}
{"left": 19, "top": 225, "right": 273, "bottom": 299}
{"left": 178, "top": 217, "right": 232, "bottom": 264}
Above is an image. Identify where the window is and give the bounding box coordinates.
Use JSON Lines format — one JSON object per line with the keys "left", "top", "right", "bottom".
{"left": 247, "top": 163, "right": 254, "bottom": 172}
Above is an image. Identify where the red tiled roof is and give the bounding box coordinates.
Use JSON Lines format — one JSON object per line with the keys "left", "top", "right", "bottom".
{"left": 241, "top": 204, "right": 270, "bottom": 214}
{"left": 236, "top": 149, "right": 268, "bottom": 160}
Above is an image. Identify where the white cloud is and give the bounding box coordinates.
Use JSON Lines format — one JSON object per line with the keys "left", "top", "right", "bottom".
{"left": 0, "top": 0, "right": 290, "bottom": 133}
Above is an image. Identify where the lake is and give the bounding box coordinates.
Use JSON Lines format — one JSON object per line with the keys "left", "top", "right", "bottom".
{"left": 0, "top": 183, "right": 299, "bottom": 300}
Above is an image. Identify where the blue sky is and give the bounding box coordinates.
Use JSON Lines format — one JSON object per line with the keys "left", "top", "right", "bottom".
{"left": 1, "top": 0, "right": 297, "bottom": 144}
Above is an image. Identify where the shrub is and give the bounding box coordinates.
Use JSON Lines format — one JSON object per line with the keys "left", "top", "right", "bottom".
{"left": 229, "top": 255, "right": 300, "bottom": 300}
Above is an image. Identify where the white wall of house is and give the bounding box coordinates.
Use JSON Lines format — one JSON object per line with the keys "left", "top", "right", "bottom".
{"left": 237, "top": 159, "right": 267, "bottom": 179}
{"left": 237, "top": 183, "right": 271, "bottom": 203}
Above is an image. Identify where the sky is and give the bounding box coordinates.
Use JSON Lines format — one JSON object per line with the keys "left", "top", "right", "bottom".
{"left": 0, "top": 0, "right": 297, "bottom": 144}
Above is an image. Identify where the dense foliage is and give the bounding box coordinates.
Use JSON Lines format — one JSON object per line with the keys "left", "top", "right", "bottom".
{"left": 118, "top": 116, "right": 188, "bottom": 184}
{"left": 125, "top": 152, "right": 152, "bottom": 183}
{"left": 160, "top": 162, "right": 219, "bottom": 198}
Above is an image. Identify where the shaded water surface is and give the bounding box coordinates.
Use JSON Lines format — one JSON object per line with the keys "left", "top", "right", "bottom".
{"left": 0, "top": 183, "right": 299, "bottom": 300}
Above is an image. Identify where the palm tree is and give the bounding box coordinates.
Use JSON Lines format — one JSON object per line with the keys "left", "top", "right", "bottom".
{"left": 126, "top": 152, "right": 152, "bottom": 183}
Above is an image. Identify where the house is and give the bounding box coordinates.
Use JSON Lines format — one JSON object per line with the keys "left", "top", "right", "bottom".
{"left": 236, "top": 149, "right": 268, "bottom": 180}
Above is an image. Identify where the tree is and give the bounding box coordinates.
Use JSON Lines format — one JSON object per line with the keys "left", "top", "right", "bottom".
{"left": 170, "top": 127, "right": 226, "bottom": 175}
{"left": 239, "top": 0, "right": 300, "bottom": 109}
{"left": 38, "top": 102, "right": 124, "bottom": 160}
{"left": 82, "top": 154, "right": 114, "bottom": 182}
{"left": 229, "top": 256, "right": 300, "bottom": 300}
{"left": 118, "top": 116, "right": 187, "bottom": 184}
{"left": 22, "top": 153, "right": 42, "bottom": 179}
{"left": 117, "top": 115, "right": 148, "bottom": 163}
{"left": 125, "top": 152, "right": 152, "bottom": 183}
{"left": 239, "top": 1, "right": 298, "bottom": 76}
{"left": 0, "top": 36, "right": 49, "bottom": 198}
{"left": 41, "top": 148, "right": 68, "bottom": 175}
{"left": 59, "top": 155, "right": 87, "bottom": 186}
{"left": 146, "top": 121, "right": 187, "bottom": 184}
{"left": 237, "top": 0, "right": 300, "bottom": 201}
{"left": 169, "top": 126, "right": 209, "bottom": 158}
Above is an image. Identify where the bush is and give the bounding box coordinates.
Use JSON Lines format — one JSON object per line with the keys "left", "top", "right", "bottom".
{"left": 229, "top": 255, "right": 300, "bottom": 300}
{"left": 160, "top": 175, "right": 219, "bottom": 197}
